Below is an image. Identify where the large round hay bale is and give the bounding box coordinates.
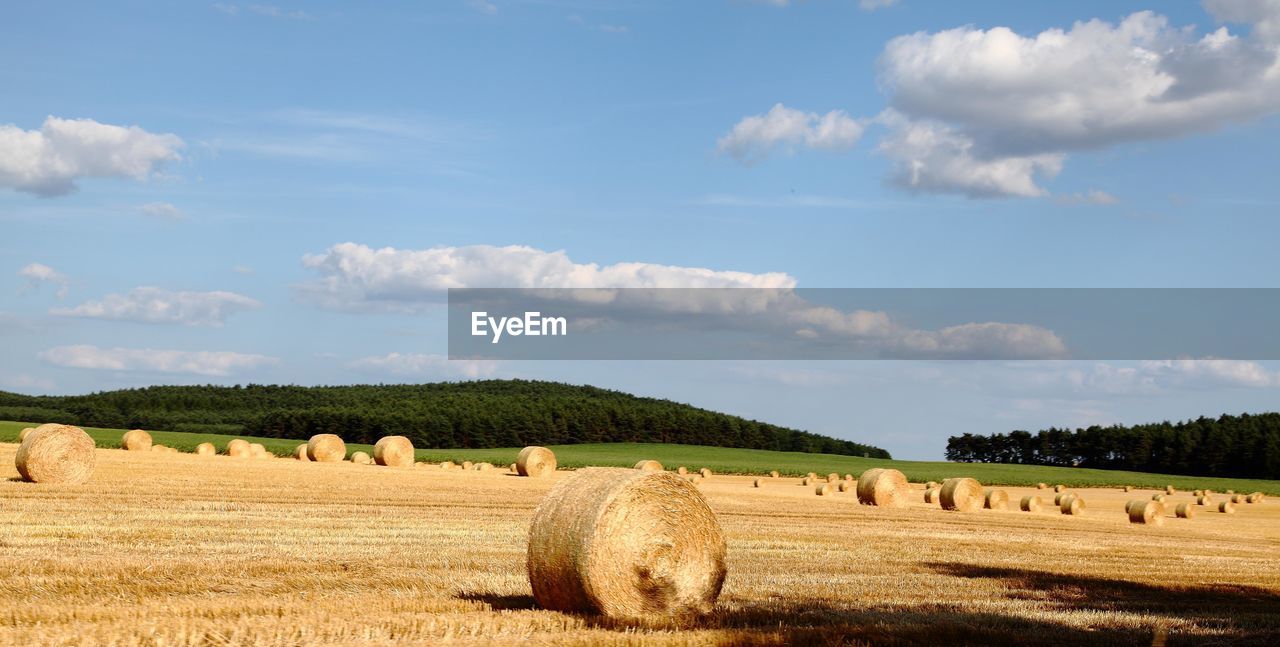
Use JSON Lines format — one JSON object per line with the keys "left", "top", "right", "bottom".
{"left": 1246, "top": 493, "right": 1262, "bottom": 504}
{"left": 351, "top": 451, "right": 371, "bottom": 465}
{"left": 1053, "top": 484, "right": 1066, "bottom": 493}
{"left": 1152, "top": 493, "right": 1167, "bottom": 503}
{"left": 249, "top": 443, "right": 267, "bottom": 458}
{"left": 1219, "top": 501, "right": 1236, "bottom": 514}
{"left": 837, "top": 480, "right": 851, "bottom": 492}
{"left": 924, "top": 481, "right": 939, "bottom": 490}
{"left": 700, "top": 468, "right": 713, "bottom": 479}
{"left": 373, "top": 436, "right": 415, "bottom": 468}
{"left": 15, "top": 424, "right": 95, "bottom": 484}
{"left": 769, "top": 470, "right": 779, "bottom": 478}
{"left": 151, "top": 444, "right": 168, "bottom": 452}
{"left": 526, "top": 467, "right": 726, "bottom": 619}
{"left": 1175, "top": 503, "right": 1195, "bottom": 519}
{"left": 825, "top": 473, "right": 839, "bottom": 483}
{"left": 634, "top": 460, "right": 663, "bottom": 472}
{"left": 939, "top": 477, "right": 983, "bottom": 512}
{"left": 227, "top": 438, "right": 251, "bottom": 457}
{"left": 1020, "top": 495, "right": 1041, "bottom": 512}
{"left": 815, "top": 483, "right": 832, "bottom": 496}
{"left": 801, "top": 476, "right": 812, "bottom": 486}
{"left": 1035, "top": 482, "right": 1047, "bottom": 490}
{"left": 1060, "top": 494, "right": 1084, "bottom": 515}
{"left": 1053, "top": 493, "right": 1065, "bottom": 506}
{"left": 196, "top": 442, "right": 216, "bottom": 456}
{"left": 121, "top": 429, "right": 152, "bottom": 451}
{"left": 984, "top": 489, "right": 1009, "bottom": 510}
{"left": 856, "top": 468, "right": 909, "bottom": 508}
{"left": 1196, "top": 495, "right": 1211, "bottom": 506}
{"left": 1230, "top": 494, "right": 1245, "bottom": 504}
{"left": 306, "top": 434, "right": 345, "bottom": 462}
{"left": 461, "top": 460, "right": 474, "bottom": 470}
{"left": 517, "top": 446, "right": 557, "bottom": 477}
{"left": 293, "top": 444, "right": 310, "bottom": 461}
{"left": 1165, "top": 485, "right": 1176, "bottom": 495}
{"left": 441, "top": 461, "right": 456, "bottom": 470}
{"left": 1127, "top": 500, "right": 1162, "bottom": 525}
{"left": 923, "top": 487, "right": 939, "bottom": 504}
{"left": 753, "top": 478, "right": 763, "bottom": 488}
{"left": 476, "top": 462, "right": 493, "bottom": 471}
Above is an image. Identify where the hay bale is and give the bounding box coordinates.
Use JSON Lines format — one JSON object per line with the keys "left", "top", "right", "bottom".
{"left": 351, "top": 451, "right": 372, "bottom": 465}
{"left": 924, "top": 481, "right": 939, "bottom": 489}
{"left": 844, "top": 474, "right": 853, "bottom": 481}
{"left": 700, "top": 468, "right": 713, "bottom": 479}
{"left": 939, "top": 477, "right": 983, "bottom": 512}
{"left": 1231, "top": 494, "right": 1245, "bottom": 504}
{"left": 249, "top": 443, "right": 267, "bottom": 458}
{"left": 1151, "top": 493, "right": 1167, "bottom": 503}
{"left": 801, "top": 476, "right": 812, "bottom": 486}
{"left": 462, "top": 461, "right": 474, "bottom": 470}
{"left": 815, "top": 483, "right": 832, "bottom": 496}
{"left": 372, "top": 436, "right": 415, "bottom": 468}
{"left": 476, "top": 462, "right": 494, "bottom": 471}
{"left": 151, "top": 444, "right": 167, "bottom": 452}
{"left": 1127, "top": 500, "right": 1163, "bottom": 525}
{"left": 293, "top": 444, "right": 310, "bottom": 461}
{"left": 441, "top": 461, "right": 456, "bottom": 470}
{"left": 856, "top": 468, "right": 909, "bottom": 508}
{"left": 1246, "top": 493, "right": 1263, "bottom": 503}
{"left": 1035, "top": 482, "right": 1047, "bottom": 489}
{"left": 634, "top": 460, "right": 663, "bottom": 472}
{"left": 838, "top": 481, "right": 851, "bottom": 492}
{"left": 510, "top": 463, "right": 518, "bottom": 472}
{"left": 1020, "top": 495, "right": 1042, "bottom": 512}
{"left": 769, "top": 470, "right": 779, "bottom": 478}
{"left": 1053, "top": 493, "right": 1065, "bottom": 506}
{"left": 517, "top": 446, "right": 557, "bottom": 477}
{"left": 983, "top": 489, "right": 1009, "bottom": 510}
{"left": 1122, "top": 485, "right": 1132, "bottom": 492}
{"left": 306, "top": 434, "right": 345, "bottom": 463}
{"left": 1193, "top": 490, "right": 1203, "bottom": 497}
{"left": 227, "top": 438, "right": 251, "bottom": 457}
{"left": 121, "top": 429, "right": 153, "bottom": 451}
{"left": 1053, "top": 484, "right": 1066, "bottom": 493}
{"left": 753, "top": 478, "right": 763, "bottom": 488}
{"left": 1060, "top": 494, "right": 1084, "bottom": 515}
{"left": 923, "top": 487, "right": 939, "bottom": 504}
{"left": 1219, "top": 501, "right": 1236, "bottom": 514}
{"left": 826, "top": 473, "right": 839, "bottom": 483}
{"left": 1196, "top": 495, "right": 1211, "bottom": 506}
{"left": 18, "top": 427, "right": 35, "bottom": 442}
{"left": 1226, "top": 489, "right": 1235, "bottom": 495}
{"left": 1175, "top": 503, "right": 1195, "bottom": 519}
{"left": 527, "top": 467, "right": 726, "bottom": 619}
{"left": 196, "top": 442, "right": 216, "bottom": 456}
{"left": 14, "top": 424, "right": 95, "bottom": 484}
{"left": 1165, "top": 485, "right": 1176, "bottom": 495}
{"left": 806, "top": 472, "right": 817, "bottom": 479}
{"left": 677, "top": 466, "right": 687, "bottom": 475}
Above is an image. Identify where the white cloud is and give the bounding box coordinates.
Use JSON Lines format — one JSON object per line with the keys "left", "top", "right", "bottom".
{"left": 18, "top": 263, "right": 71, "bottom": 299}
{"left": 1055, "top": 189, "right": 1120, "bottom": 206}
{"left": 718, "top": 103, "right": 864, "bottom": 164}
{"left": 52, "top": 287, "right": 261, "bottom": 326}
{"left": 1139, "top": 358, "right": 1278, "bottom": 389}
{"left": 138, "top": 202, "right": 187, "bottom": 220}
{"left": 39, "top": 345, "right": 277, "bottom": 377}
{"left": 348, "top": 353, "right": 500, "bottom": 379}
{"left": 0, "top": 117, "right": 183, "bottom": 197}
{"left": 467, "top": 0, "right": 497, "bottom": 15}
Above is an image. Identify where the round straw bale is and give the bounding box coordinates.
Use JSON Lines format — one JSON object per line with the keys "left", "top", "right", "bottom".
{"left": 923, "top": 487, "right": 939, "bottom": 504}
{"left": 826, "top": 473, "right": 839, "bottom": 483}
{"left": 249, "top": 443, "right": 267, "bottom": 458}
{"left": 18, "top": 427, "right": 35, "bottom": 442}
{"left": 1246, "top": 493, "right": 1261, "bottom": 503}
{"left": 306, "top": 434, "right": 345, "bottom": 462}
{"left": 857, "top": 468, "right": 909, "bottom": 508}
{"left": 984, "top": 489, "right": 1009, "bottom": 510}
{"left": 677, "top": 466, "right": 687, "bottom": 475}
{"left": 1193, "top": 490, "right": 1203, "bottom": 497}
{"left": 462, "top": 460, "right": 474, "bottom": 470}
{"left": 1175, "top": 503, "right": 1195, "bottom": 519}
{"left": 1122, "top": 485, "right": 1132, "bottom": 492}
{"left": 510, "top": 463, "right": 518, "bottom": 472}
{"left": 1020, "top": 495, "right": 1042, "bottom": 512}
{"left": 151, "top": 444, "right": 167, "bottom": 452}
{"left": 924, "top": 481, "right": 939, "bottom": 489}
{"left": 517, "top": 446, "right": 557, "bottom": 477}
{"left": 1196, "top": 495, "right": 1210, "bottom": 505}
{"left": 227, "top": 438, "right": 251, "bottom": 457}
{"left": 634, "top": 459, "right": 663, "bottom": 472}
{"left": 1054, "top": 484, "right": 1066, "bottom": 493}
{"left": 1204, "top": 489, "right": 1214, "bottom": 496}
{"left": 753, "top": 478, "right": 763, "bottom": 488}
{"left": 294, "top": 444, "right": 310, "bottom": 461}
{"left": 1165, "top": 485, "right": 1175, "bottom": 495}
{"left": 1060, "top": 494, "right": 1084, "bottom": 515}
{"left": 1127, "top": 500, "right": 1162, "bottom": 525}
{"left": 939, "top": 477, "right": 983, "bottom": 512}
{"left": 476, "top": 462, "right": 493, "bottom": 471}
{"left": 1053, "top": 493, "right": 1065, "bottom": 506}
{"left": 1152, "top": 493, "right": 1167, "bottom": 503}
{"left": 801, "top": 476, "right": 812, "bottom": 486}
{"left": 441, "top": 461, "right": 456, "bottom": 470}
{"left": 196, "top": 442, "right": 216, "bottom": 456}
{"left": 686, "top": 474, "right": 699, "bottom": 484}
{"left": 838, "top": 481, "right": 851, "bottom": 492}
{"left": 121, "top": 429, "right": 152, "bottom": 451}
{"left": 527, "top": 467, "right": 726, "bottom": 619}
{"left": 351, "top": 451, "right": 371, "bottom": 464}
{"left": 372, "top": 435, "right": 415, "bottom": 468}
{"left": 1035, "top": 482, "right": 1047, "bottom": 489}
{"left": 769, "top": 470, "right": 779, "bottom": 478}
{"left": 806, "top": 472, "right": 817, "bottom": 479}
{"left": 700, "top": 468, "right": 713, "bottom": 479}
{"left": 815, "top": 483, "right": 832, "bottom": 496}
{"left": 1226, "top": 489, "right": 1235, "bottom": 495}
{"left": 1231, "top": 494, "right": 1245, "bottom": 504}
{"left": 1219, "top": 501, "right": 1236, "bottom": 514}
{"left": 15, "top": 424, "right": 95, "bottom": 484}
{"left": 844, "top": 474, "right": 853, "bottom": 481}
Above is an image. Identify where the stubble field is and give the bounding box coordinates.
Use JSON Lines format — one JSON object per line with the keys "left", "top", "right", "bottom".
{"left": 1, "top": 443, "right": 1278, "bottom": 646}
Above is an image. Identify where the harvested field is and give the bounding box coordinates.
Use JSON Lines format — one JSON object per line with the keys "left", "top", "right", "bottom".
{"left": 1, "top": 442, "right": 1278, "bottom": 646}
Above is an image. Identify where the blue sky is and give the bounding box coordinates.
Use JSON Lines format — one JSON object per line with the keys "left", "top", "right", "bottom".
{"left": 4, "top": 0, "right": 1280, "bottom": 459}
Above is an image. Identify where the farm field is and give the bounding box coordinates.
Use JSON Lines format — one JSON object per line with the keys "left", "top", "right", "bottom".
{"left": 3, "top": 420, "right": 1278, "bottom": 495}
{"left": 2, "top": 440, "right": 1278, "bottom": 646}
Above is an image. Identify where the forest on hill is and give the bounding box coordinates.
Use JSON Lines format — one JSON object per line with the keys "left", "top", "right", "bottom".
{"left": 946, "top": 413, "right": 1280, "bottom": 479}
{"left": 0, "top": 380, "right": 890, "bottom": 458}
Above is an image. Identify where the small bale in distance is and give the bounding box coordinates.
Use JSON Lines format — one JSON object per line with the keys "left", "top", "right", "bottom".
{"left": 1054, "top": 484, "right": 1067, "bottom": 493}
{"left": 753, "top": 478, "right": 763, "bottom": 488}
{"left": 984, "top": 489, "right": 1009, "bottom": 510}
{"left": 801, "top": 476, "right": 812, "bottom": 486}
{"left": 440, "top": 461, "right": 456, "bottom": 470}
{"left": 700, "top": 468, "right": 713, "bottom": 479}
{"left": 1175, "top": 503, "right": 1195, "bottom": 519}
{"left": 826, "top": 473, "right": 839, "bottom": 483}
{"left": 1230, "top": 494, "right": 1245, "bottom": 504}
{"left": 1036, "top": 482, "right": 1048, "bottom": 490}
{"left": 1122, "top": 485, "right": 1132, "bottom": 492}
{"left": 1060, "top": 494, "right": 1084, "bottom": 515}
{"left": 838, "top": 481, "right": 851, "bottom": 492}
{"left": 1196, "top": 495, "right": 1211, "bottom": 506}
{"left": 462, "top": 460, "right": 474, "bottom": 470}
{"left": 939, "top": 478, "right": 984, "bottom": 512}
{"left": 1194, "top": 489, "right": 1204, "bottom": 497}
{"left": 18, "top": 427, "right": 35, "bottom": 442}
{"left": 1053, "top": 494, "right": 1065, "bottom": 506}
{"left": 121, "top": 429, "right": 153, "bottom": 451}
{"left": 517, "top": 446, "right": 557, "bottom": 477}
{"left": 1152, "top": 493, "right": 1167, "bottom": 503}
{"left": 1127, "top": 500, "right": 1163, "bottom": 525}
{"left": 196, "top": 442, "right": 216, "bottom": 456}
{"left": 769, "top": 470, "right": 779, "bottom": 478}
{"left": 1219, "top": 501, "right": 1236, "bottom": 514}
{"left": 924, "top": 487, "right": 939, "bottom": 504}
{"left": 526, "top": 467, "right": 726, "bottom": 620}
{"left": 350, "top": 451, "right": 372, "bottom": 465}
{"left": 815, "top": 483, "right": 832, "bottom": 496}
{"left": 806, "top": 472, "right": 817, "bottom": 479}
{"left": 634, "top": 459, "right": 663, "bottom": 472}
{"left": 374, "top": 435, "right": 415, "bottom": 468}
{"left": 1246, "top": 493, "right": 1262, "bottom": 503}
{"left": 677, "top": 466, "right": 687, "bottom": 475}
{"left": 1020, "top": 495, "right": 1042, "bottom": 512}
{"left": 294, "top": 444, "right": 310, "bottom": 461}
{"left": 844, "top": 474, "right": 853, "bottom": 481}
{"left": 15, "top": 424, "right": 96, "bottom": 484}
{"left": 510, "top": 463, "right": 517, "bottom": 472}
{"left": 857, "top": 468, "right": 909, "bottom": 508}
{"left": 151, "top": 444, "right": 167, "bottom": 452}
{"left": 476, "top": 462, "right": 494, "bottom": 471}
{"left": 307, "top": 434, "right": 346, "bottom": 462}
{"left": 249, "top": 443, "right": 268, "bottom": 459}
{"left": 227, "top": 438, "right": 251, "bottom": 457}
{"left": 1165, "top": 485, "right": 1176, "bottom": 495}
{"left": 925, "top": 481, "right": 939, "bottom": 490}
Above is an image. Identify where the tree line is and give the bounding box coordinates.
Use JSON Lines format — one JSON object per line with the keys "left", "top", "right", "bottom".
{"left": 946, "top": 413, "right": 1280, "bottom": 479}
{"left": 0, "top": 380, "right": 890, "bottom": 458}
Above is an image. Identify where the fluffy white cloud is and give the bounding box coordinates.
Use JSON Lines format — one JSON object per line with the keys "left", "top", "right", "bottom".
{"left": 139, "top": 202, "right": 186, "bottom": 220}
{"left": 1139, "top": 358, "right": 1278, "bottom": 388}
{"left": 348, "top": 353, "right": 500, "bottom": 379}
{"left": 718, "top": 104, "right": 864, "bottom": 163}
{"left": 0, "top": 117, "right": 182, "bottom": 197}
{"left": 18, "top": 263, "right": 70, "bottom": 299}
{"left": 52, "top": 287, "right": 261, "bottom": 326}
{"left": 39, "top": 345, "right": 277, "bottom": 377}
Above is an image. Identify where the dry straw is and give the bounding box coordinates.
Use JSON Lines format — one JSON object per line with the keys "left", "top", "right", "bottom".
{"left": 196, "top": 442, "right": 216, "bottom": 456}
{"left": 462, "top": 461, "right": 474, "bottom": 470}
{"left": 306, "top": 434, "right": 345, "bottom": 462}
{"left": 844, "top": 474, "right": 853, "bottom": 481}
{"left": 1122, "top": 485, "right": 1132, "bottom": 492}
{"left": 923, "top": 487, "right": 939, "bottom": 504}
{"left": 925, "top": 481, "right": 939, "bottom": 490}
{"left": 151, "top": 444, "right": 168, "bottom": 452}
{"left": 1246, "top": 493, "right": 1264, "bottom": 503}
{"left": 677, "top": 466, "right": 687, "bottom": 475}
{"left": 227, "top": 439, "right": 251, "bottom": 458}
{"left": 510, "top": 463, "right": 518, "bottom": 472}
{"left": 769, "top": 470, "right": 779, "bottom": 478}
{"left": 700, "top": 468, "right": 713, "bottom": 479}
{"left": 476, "top": 462, "right": 494, "bottom": 471}
{"left": 806, "top": 472, "right": 817, "bottom": 479}
{"left": 984, "top": 489, "right": 1009, "bottom": 510}
{"left": 351, "top": 451, "right": 372, "bottom": 465}
{"left": 1127, "top": 500, "right": 1163, "bottom": 525}
{"left": 1036, "top": 482, "right": 1048, "bottom": 489}
{"left": 15, "top": 424, "right": 96, "bottom": 484}
{"left": 441, "top": 461, "right": 456, "bottom": 470}
{"left": 857, "top": 468, "right": 909, "bottom": 508}
{"left": 815, "top": 483, "right": 832, "bottom": 496}
{"left": 838, "top": 481, "right": 851, "bottom": 492}
{"left": 801, "top": 476, "right": 812, "bottom": 486}
{"left": 1230, "top": 494, "right": 1245, "bottom": 504}
{"left": 1165, "top": 485, "right": 1176, "bottom": 495}
{"left": 1196, "top": 495, "right": 1211, "bottom": 506}
{"left": 826, "top": 473, "right": 839, "bottom": 483}
{"left": 1175, "top": 503, "right": 1195, "bottom": 519}
{"left": 634, "top": 460, "right": 664, "bottom": 472}
{"left": 940, "top": 477, "right": 984, "bottom": 512}
{"left": 18, "top": 427, "right": 35, "bottom": 442}
{"left": 373, "top": 436, "right": 415, "bottom": 468}
{"left": 753, "top": 478, "right": 763, "bottom": 488}
{"left": 1054, "top": 484, "right": 1067, "bottom": 493}
{"left": 1060, "top": 494, "right": 1084, "bottom": 515}
{"left": 294, "top": 444, "right": 311, "bottom": 461}
{"left": 249, "top": 443, "right": 268, "bottom": 459}
{"left": 121, "top": 429, "right": 152, "bottom": 451}
{"left": 1152, "top": 493, "right": 1167, "bottom": 502}
{"left": 517, "top": 446, "right": 557, "bottom": 477}
{"left": 1020, "top": 495, "right": 1042, "bottom": 512}
{"left": 1053, "top": 494, "right": 1065, "bottom": 506}
{"left": 1194, "top": 490, "right": 1204, "bottom": 497}
{"left": 1219, "top": 501, "right": 1236, "bottom": 514}
{"left": 527, "top": 467, "right": 726, "bottom": 619}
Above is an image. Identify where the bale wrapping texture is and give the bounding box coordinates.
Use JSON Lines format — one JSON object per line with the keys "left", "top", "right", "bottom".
{"left": 527, "top": 467, "right": 727, "bottom": 620}
{"left": 939, "top": 477, "right": 983, "bottom": 512}
{"left": 15, "top": 424, "right": 96, "bottom": 484}
{"left": 351, "top": 451, "right": 372, "bottom": 465}
{"left": 294, "top": 444, "right": 311, "bottom": 461}
{"left": 307, "top": 434, "right": 346, "bottom": 462}
{"left": 984, "top": 489, "right": 1009, "bottom": 510}
{"left": 121, "top": 429, "right": 153, "bottom": 451}
{"left": 856, "top": 468, "right": 909, "bottom": 508}
{"left": 373, "top": 436, "right": 415, "bottom": 468}
{"left": 1060, "top": 494, "right": 1084, "bottom": 515}
{"left": 634, "top": 460, "right": 663, "bottom": 472}
{"left": 195, "top": 442, "right": 216, "bottom": 456}
{"left": 1175, "top": 503, "right": 1195, "bottom": 519}
{"left": 1020, "top": 495, "right": 1042, "bottom": 512}
{"left": 1127, "top": 500, "right": 1163, "bottom": 525}
{"left": 1219, "top": 501, "right": 1236, "bottom": 514}
{"left": 517, "top": 446, "right": 557, "bottom": 477}
{"left": 227, "top": 439, "right": 251, "bottom": 457}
